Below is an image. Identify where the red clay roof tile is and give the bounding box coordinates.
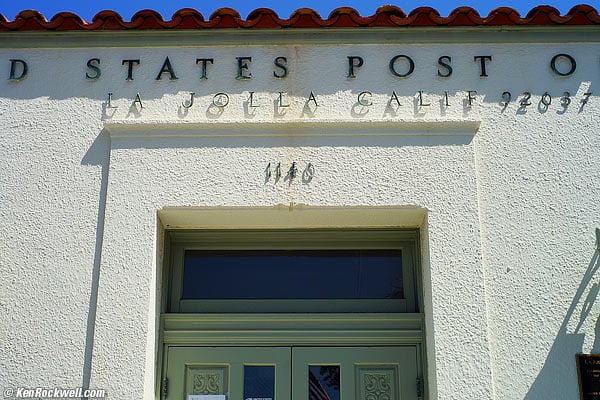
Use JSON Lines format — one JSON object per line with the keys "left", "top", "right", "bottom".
{"left": 0, "top": 5, "right": 597, "bottom": 31}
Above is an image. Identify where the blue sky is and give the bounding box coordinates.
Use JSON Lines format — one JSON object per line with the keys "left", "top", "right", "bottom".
{"left": 0, "top": 0, "right": 590, "bottom": 21}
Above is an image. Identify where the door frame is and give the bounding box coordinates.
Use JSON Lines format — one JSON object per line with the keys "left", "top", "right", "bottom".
{"left": 158, "top": 228, "right": 427, "bottom": 399}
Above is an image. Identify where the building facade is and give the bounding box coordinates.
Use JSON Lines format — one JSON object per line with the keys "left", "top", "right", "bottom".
{"left": 0, "top": 5, "right": 599, "bottom": 400}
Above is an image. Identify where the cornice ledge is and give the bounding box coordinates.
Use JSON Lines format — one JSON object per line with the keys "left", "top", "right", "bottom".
{"left": 104, "top": 119, "right": 481, "bottom": 138}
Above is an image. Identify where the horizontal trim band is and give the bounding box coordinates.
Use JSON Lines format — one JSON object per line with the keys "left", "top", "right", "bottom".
{"left": 106, "top": 120, "right": 480, "bottom": 138}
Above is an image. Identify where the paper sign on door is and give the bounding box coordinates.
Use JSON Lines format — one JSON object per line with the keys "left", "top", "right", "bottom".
{"left": 188, "top": 395, "right": 226, "bottom": 400}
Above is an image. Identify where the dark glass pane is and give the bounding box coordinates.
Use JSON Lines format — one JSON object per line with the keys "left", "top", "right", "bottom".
{"left": 244, "top": 366, "right": 275, "bottom": 400}
{"left": 182, "top": 250, "right": 402, "bottom": 300}
{"left": 309, "top": 366, "right": 340, "bottom": 400}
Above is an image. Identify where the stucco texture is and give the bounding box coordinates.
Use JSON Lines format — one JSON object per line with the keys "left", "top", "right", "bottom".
{"left": 0, "top": 34, "right": 599, "bottom": 400}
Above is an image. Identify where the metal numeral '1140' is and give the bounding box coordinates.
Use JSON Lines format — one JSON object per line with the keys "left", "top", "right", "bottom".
{"left": 265, "top": 162, "right": 315, "bottom": 183}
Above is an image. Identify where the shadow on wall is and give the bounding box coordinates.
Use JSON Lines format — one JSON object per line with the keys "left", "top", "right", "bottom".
{"left": 525, "top": 231, "right": 600, "bottom": 400}
{"left": 80, "top": 130, "right": 111, "bottom": 396}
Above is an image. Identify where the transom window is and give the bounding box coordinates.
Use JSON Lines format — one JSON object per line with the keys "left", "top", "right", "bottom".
{"left": 164, "top": 229, "right": 419, "bottom": 313}
{"left": 182, "top": 249, "right": 404, "bottom": 300}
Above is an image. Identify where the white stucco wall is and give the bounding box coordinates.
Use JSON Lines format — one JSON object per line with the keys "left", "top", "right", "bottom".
{"left": 0, "top": 28, "right": 598, "bottom": 400}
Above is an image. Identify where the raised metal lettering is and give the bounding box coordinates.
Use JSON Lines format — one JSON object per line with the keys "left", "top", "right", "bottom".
{"left": 278, "top": 92, "right": 290, "bottom": 107}
{"left": 501, "top": 91, "right": 512, "bottom": 107}
{"left": 156, "top": 57, "right": 178, "bottom": 80}
{"left": 132, "top": 92, "right": 143, "bottom": 108}
{"left": 237, "top": 57, "right": 252, "bottom": 79}
{"left": 347, "top": 56, "right": 364, "bottom": 78}
{"left": 540, "top": 92, "right": 552, "bottom": 108}
{"left": 248, "top": 92, "right": 260, "bottom": 108}
{"left": 273, "top": 56, "right": 288, "bottom": 78}
{"left": 437, "top": 56, "right": 452, "bottom": 78}
{"left": 213, "top": 92, "right": 229, "bottom": 107}
{"left": 9, "top": 59, "right": 28, "bottom": 81}
{"left": 550, "top": 54, "right": 576, "bottom": 76}
{"left": 467, "top": 90, "right": 477, "bottom": 106}
{"left": 306, "top": 91, "right": 318, "bottom": 107}
{"left": 107, "top": 92, "right": 117, "bottom": 109}
{"left": 520, "top": 92, "right": 532, "bottom": 107}
{"left": 473, "top": 55, "right": 492, "bottom": 77}
{"left": 182, "top": 92, "right": 195, "bottom": 108}
{"left": 196, "top": 58, "right": 214, "bottom": 80}
{"left": 122, "top": 59, "right": 140, "bottom": 81}
{"left": 418, "top": 91, "right": 430, "bottom": 107}
{"left": 358, "top": 91, "right": 372, "bottom": 106}
{"left": 86, "top": 58, "right": 101, "bottom": 80}
{"left": 389, "top": 55, "right": 414, "bottom": 78}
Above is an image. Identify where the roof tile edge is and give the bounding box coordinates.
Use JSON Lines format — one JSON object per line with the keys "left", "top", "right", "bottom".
{"left": 0, "top": 5, "right": 598, "bottom": 31}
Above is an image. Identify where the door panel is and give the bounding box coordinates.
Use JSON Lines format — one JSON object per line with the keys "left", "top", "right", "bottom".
{"left": 167, "top": 347, "right": 291, "bottom": 400}
{"left": 166, "top": 346, "right": 418, "bottom": 400}
{"left": 292, "top": 347, "right": 418, "bottom": 400}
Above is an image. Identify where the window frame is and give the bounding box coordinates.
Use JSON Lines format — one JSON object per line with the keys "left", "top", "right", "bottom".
{"left": 163, "top": 228, "right": 420, "bottom": 314}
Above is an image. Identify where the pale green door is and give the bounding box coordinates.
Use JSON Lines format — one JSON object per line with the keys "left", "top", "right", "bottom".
{"left": 166, "top": 346, "right": 418, "bottom": 400}
{"left": 166, "top": 347, "right": 291, "bottom": 400}
{"left": 292, "top": 347, "right": 418, "bottom": 400}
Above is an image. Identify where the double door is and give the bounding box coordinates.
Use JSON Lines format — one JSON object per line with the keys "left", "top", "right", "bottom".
{"left": 166, "top": 346, "right": 418, "bottom": 400}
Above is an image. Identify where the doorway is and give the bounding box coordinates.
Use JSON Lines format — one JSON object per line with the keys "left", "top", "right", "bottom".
{"left": 160, "top": 228, "right": 425, "bottom": 400}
